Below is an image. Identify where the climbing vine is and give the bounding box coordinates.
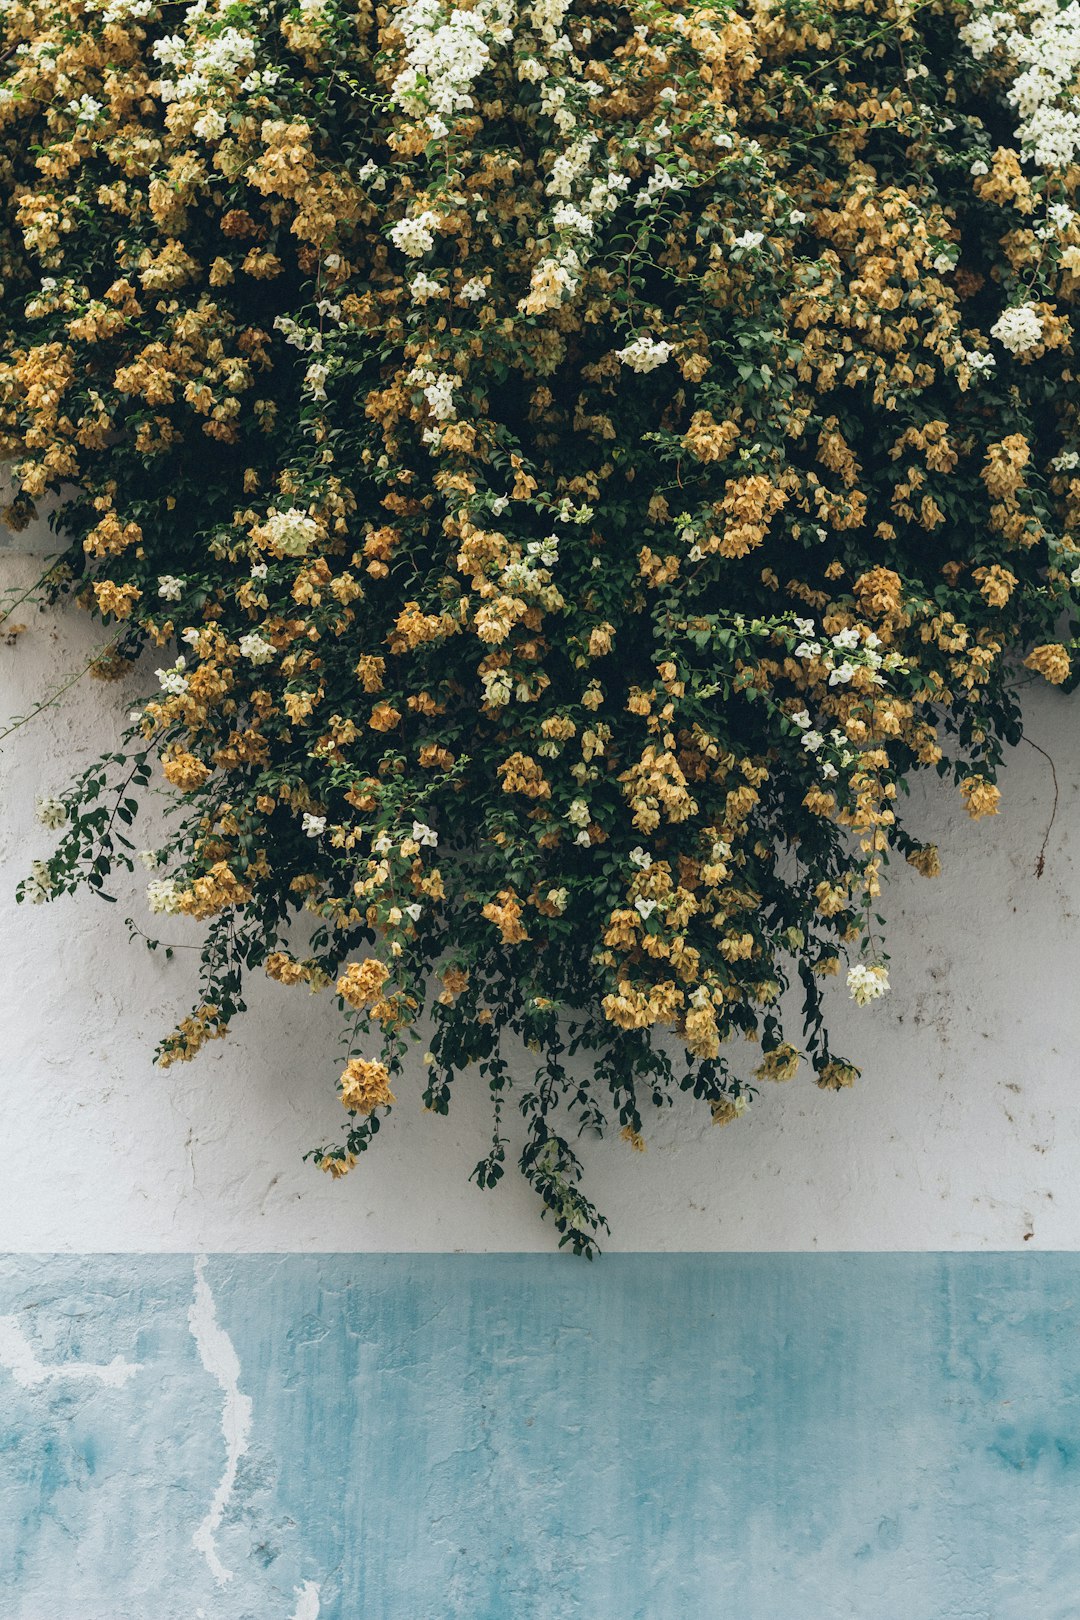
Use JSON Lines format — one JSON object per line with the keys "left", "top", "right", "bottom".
{"left": 3, "top": 0, "right": 1080, "bottom": 1249}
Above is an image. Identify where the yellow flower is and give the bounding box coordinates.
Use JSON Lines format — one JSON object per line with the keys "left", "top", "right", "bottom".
{"left": 959, "top": 776, "right": 1001, "bottom": 820}
{"left": 754, "top": 1043, "right": 801, "bottom": 1082}
{"left": 319, "top": 1152, "right": 357, "bottom": 1179}
{"left": 337, "top": 958, "right": 391, "bottom": 1008}
{"left": 906, "top": 845, "right": 942, "bottom": 879}
{"left": 340, "top": 1058, "right": 395, "bottom": 1115}
{"left": 816, "top": 1061, "right": 860, "bottom": 1091}
{"left": 369, "top": 702, "right": 401, "bottom": 732}
{"left": 92, "top": 579, "right": 141, "bottom": 618}
{"left": 265, "top": 952, "right": 310, "bottom": 985}
{"left": 1024, "top": 644, "right": 1072, "bottom": 685}
{"left": 162, "top": 750, "right": 212, "bottom": 793}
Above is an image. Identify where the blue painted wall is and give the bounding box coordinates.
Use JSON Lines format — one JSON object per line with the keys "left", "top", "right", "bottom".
{"left": 3, "top": 1254, "right": 1080, "bottom": 1619}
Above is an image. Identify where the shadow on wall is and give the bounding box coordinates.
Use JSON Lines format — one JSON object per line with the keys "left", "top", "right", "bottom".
{"left": 1, "top": 555, "right": 1079, "bottom": 1252}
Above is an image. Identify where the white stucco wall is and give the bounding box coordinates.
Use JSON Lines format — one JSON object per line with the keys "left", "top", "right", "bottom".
{"left": 2, "top": 542, "right": 1078, "bottom": 1253}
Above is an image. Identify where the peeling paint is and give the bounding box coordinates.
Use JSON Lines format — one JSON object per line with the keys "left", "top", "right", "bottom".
{"left": 5, "top": 1254, "right": 1080, "bottom": 1619}
{"left": 0, "top": 1314, "right": 140, "bottom": 1388}
{"left": 290, "top": 1581, "right": 321, "bottom": 1619}
{"left": 187, "top": 1256, "right": 253, "bottom": 1586}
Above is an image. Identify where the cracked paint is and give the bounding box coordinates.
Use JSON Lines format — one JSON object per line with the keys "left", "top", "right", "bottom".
{"left": 187, "top": 1256, "right": 253, "bottom": 1586}
{"left": 289, "top": 1581, "right": 321, "bottom": 1619}
{"left": 4, "top": 1253, "right": 1080, "bottom": 1619}
{"left": 0, "top": 1316, "right": 140, "bottom": 1389}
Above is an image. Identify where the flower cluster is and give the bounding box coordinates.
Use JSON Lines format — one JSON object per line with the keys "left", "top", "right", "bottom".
{"left": 5, "top": 0, "right": 1080, "bottom": 1250}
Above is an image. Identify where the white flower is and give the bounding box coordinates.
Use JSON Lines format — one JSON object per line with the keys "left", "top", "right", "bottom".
{"left": 304, "top": 362, "right": 329, "bottom": 401}
{"left": 274, "top": 314, "right": 321, "bottom": 352}
{"left": 547, "top": 134, "right": 598, "bottom": 198}
{"left": 68, "top": 93, "right": 103, "bottom": 123}
{"left": 518, "top": 244, "right": 583, "bottom": 312}
{"left": 389, "top": 210, "right": 439, "bottom": 258}
{"left": 731, "top": 229, "right": 765, "bottom": 254}
{"left": 567, "top": 797, "right": 591, "bottom": 828}
{"left": 821, "top": 761, "right": 839, "bottom": 780}
{"left": 847, "top": 962, "right": 890, "bottom": 1006}
{"left": 991, "top": 303, "right": 1044, "bottom": 355}
{"left": 24, "top": 860, "right": 53, "bottom": 905}
{"left": 250, "top": 561, "right": 268, "bottom": 579}
{"left": 1071, "top": 564, "right": 1080, "bottom": 587}
{"left": 482, "top": 671, "right": 513, "bottom": 705}
{"left": 490, "top": 495, "right": 510, "bottom": 516}
{"left": 157, "top": 575, "right": 184, "bottom": 601}
{"left": 302, "top": 813, "right": 327, "bottom": 838}
{"left": 832, "top": 626, "right": 860, "bottom": 650}
{"left": 35, "top": 795, "right": 67, "bottom": 830}
{"left": 634, "top": 897, "right": 658, "bottom": 920}
{"left": 546, "top": 887, "right": 568, "bottom": 913}
{"left": 423, "top": 372, "right": 457, "bottom": 421}
{"left": 138, "top": 849, "right": 163, "bottom": 870}
{"left": 634, "top": 169, "right": 684, "bottom": 208}
{"left": 801, "top": 730, "right": 824, "bottom": 753}
{"left": 146, "top": 878, "right": 181, "bottom": 915}
{"left": 828, "top": 660, "right": 856, "bottom": 686}
{"left": 616, "top": 334, "right": 674, "bottom": 374}
{"left": 193, "top": 107, "right": 227, "bottom": 141}
{"left": 405, "top": 902, "right": 423, "bottom": 922}
{"left": 156, "top": 658, "right": 188, "bottom": 696}
{"left": 411, "top": 819, "right": 438, "bottom": 847}
{"left": 526, "top": 535, "right": 559, "bottom": 566}
{"left": 390, "top": 0, "right": 509, "bottom": 129}
{"left": 791, "top": 709, "right": 811, "bottom": 730}
{"left": 1052, "top": 450, "right": 1080, "bottom": 472}
{"left": 373, "top": 832, "right": 394, "bottom": 855}
{"left": 238, "top": 632, "right": 275, "bottom": 665}
{"left": 629, "top": 846, "right": 652, "bottom": 869}
{"left": 574, "top": 829, "right": 592, "bottom": 848}
{"left": 552, "top": 202, "right": 594, "bottom": 236}
{"left": 262, "top": 508, "right": 319, "bottom": 557}
{"left": 410, "top": 271, "right": 446, "bottom": 304}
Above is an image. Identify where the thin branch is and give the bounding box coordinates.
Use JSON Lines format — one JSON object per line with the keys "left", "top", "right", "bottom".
{"left": 1021, "top": 735, "right": 1059, "bottom": 879}
{"left": 0, "top": 641, "right": 119, "bottom": 744}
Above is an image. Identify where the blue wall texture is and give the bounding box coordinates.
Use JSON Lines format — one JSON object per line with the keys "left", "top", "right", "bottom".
{"left": 3, "top": 1253, "right": 1080, "bottom": 1619}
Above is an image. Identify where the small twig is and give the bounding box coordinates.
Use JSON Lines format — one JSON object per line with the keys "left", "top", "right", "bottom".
{"left": 1021, "top": 735, "right": 1059, "bottom": 879}
{"left": 0, "top": 559, "right": 61, "bottom": 630}
{"left": 127, "top": 920, "right": 200, "bottom": 951}
{"left": 0, "top": 641, "right": 118, "bottom": 743}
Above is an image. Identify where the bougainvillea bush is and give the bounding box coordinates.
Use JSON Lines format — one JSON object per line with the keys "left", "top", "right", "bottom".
{"left": 3, "top": 0, "right": 1079, "bottom": 1248}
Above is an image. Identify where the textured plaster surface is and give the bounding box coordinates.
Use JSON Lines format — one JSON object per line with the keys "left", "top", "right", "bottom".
{"left": 2, "top": 551, "right": 1080, "bottom": 1252}
{"left": 3, "top": 1253, "right": 1080, "bottom": 1620}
